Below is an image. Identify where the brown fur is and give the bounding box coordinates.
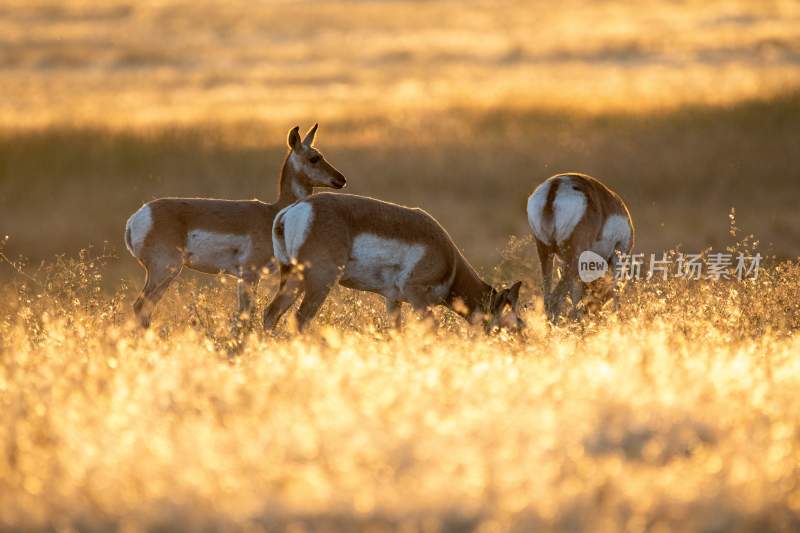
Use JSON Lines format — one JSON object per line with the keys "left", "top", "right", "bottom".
{"left": 563, "top": 173, "right": 633, "bottom": 248}
{"left": 126, "top": 125, "right": 346, "bottom": 331}
{"left": 532, "top": 172, "right": 634, "bottom": 322}
{"left": 264, "top": 193, "right": 523, "bottom": 332}
{"left": 541, "top": 176, "right": 560, "bottom": 240}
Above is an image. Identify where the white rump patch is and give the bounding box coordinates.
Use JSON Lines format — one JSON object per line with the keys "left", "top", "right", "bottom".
{"left": 592, "top": 214, "right": 632, "bottom": 259}
{"left": 527, "top": 181, "right": 552, "bottom": 244}
{"left": 527, "top": 176, "right": 588, "bottom": 245}
{"left": 552, "top": 177, "right": 588, "bottom": 244}
{"left": 273, "top": 201, "right": 314, "bottom": 265}
{"left": 342, "top": 233, "right": 426, "bottom": 294}
{"left": 125, "top": 204, "right": 153, "bottom": 257}
{"left": 185, "top": 230, "right": 253, "bottom": 274}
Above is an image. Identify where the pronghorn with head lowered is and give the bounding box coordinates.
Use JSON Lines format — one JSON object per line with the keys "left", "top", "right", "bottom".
{"left": 527, "top": 173, "right": 633, "bottom": 322}
{"left": 124, "top": 124, "right": 346, "bottom": 329}
{"left": 263, "top": 193, "right": 524, "bottom": 332}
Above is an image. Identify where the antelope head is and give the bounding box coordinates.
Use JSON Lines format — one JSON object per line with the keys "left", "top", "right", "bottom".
{"left": 484, "top": 281, "right": 525, "bottom": 332}
{"left": 286, "top": 124, "right": 346, "bottom": 196}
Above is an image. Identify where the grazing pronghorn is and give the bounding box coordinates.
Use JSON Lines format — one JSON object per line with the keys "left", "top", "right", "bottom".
{"left": 263, "top": 193, "right": 524, "bottom": 332}
{"left": 527, "top": 173, "right": 633, "bottom": 322}
{"left": 124, "top": 124, "right": 346, "bottom": 329}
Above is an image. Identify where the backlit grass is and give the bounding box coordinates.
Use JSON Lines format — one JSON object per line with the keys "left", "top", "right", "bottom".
{"left": 1, "top": 241, "right": 799, "bottom": 531}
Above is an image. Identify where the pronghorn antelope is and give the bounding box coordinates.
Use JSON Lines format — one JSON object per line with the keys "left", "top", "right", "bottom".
{"left": 527, "top": 173, "right": 633, "bottom": 322}
{"left": 124, "top": 124, "right": 346, "bottom": 329}
{"left": 263, "top": 193, "right": 524, "bottom": 332}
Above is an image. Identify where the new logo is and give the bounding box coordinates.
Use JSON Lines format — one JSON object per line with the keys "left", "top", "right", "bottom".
{"left": 578, "top": 250, "right": 608, "bottom": 283}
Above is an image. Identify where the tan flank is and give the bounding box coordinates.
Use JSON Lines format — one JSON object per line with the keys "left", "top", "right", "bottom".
{"left": 527, "top": 172, "right": 634, "bottom": 322}
{"left": 264, "top": 193, "right": 524, "bottom": 332}
{"left": 124, "top": 124, "right": 346, "bottom": 329}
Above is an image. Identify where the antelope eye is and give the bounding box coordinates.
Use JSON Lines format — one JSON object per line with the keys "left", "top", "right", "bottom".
{"left": 309, "top": 155, "right": 321, "bottom": 164}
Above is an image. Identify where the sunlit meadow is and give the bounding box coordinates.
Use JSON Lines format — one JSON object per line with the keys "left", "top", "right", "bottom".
{"left": 2, "top": 0, "right": 800, "bottom": 531}
{"left": 2, "top": 238, "right": 800, "bottom": 531}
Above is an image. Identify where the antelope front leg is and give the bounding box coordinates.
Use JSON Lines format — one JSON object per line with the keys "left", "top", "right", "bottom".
{"left": 403, "top": 284, "right": 437, "bottom": 328}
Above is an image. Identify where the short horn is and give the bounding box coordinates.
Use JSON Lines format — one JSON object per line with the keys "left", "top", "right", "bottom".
{"left": 302, "top": 123, "right": 318, "bottom": 146}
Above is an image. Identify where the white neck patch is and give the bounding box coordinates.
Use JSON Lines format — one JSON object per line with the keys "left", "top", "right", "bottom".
{"left": 288, "top": 152, "right": 311, "bottom": 199}
{"left": 288, "top": 151, "right": 304, "bottom": 173}
{"left": 292, "top": 180, "right": 310, "bottom": 199}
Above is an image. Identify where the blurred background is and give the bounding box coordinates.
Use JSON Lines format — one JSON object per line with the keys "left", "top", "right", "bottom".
{"left": 1, "top": 0, "right": 799, "bottom": 280}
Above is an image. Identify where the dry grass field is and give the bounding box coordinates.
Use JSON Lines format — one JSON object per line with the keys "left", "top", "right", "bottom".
{"left": 2, "top": 0, "right": 800, "bottom": 531}
{"left": 2, "top": 243, "right": 800, "bottom": 531}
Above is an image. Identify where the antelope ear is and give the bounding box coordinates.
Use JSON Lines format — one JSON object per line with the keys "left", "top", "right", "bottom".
{"left": 507, "top": 281, "right": 523, "bottom": 310}
{"left": 302, "top": 123, "right": 319, "bottom": 147}
{"left": 492, "top": 288, "right": 509, "bottom": 313}
{"left": 288, "top": 126, "right": 301, "bottom": 150}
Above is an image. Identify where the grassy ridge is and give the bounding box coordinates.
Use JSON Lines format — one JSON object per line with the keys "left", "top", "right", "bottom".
{"left": 2, "top": 92, "right": 799, "bottom": 283}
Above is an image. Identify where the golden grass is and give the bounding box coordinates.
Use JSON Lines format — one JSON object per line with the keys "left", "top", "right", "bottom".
{"left": 1, "top": 241, "right": 800, "bottom": 531}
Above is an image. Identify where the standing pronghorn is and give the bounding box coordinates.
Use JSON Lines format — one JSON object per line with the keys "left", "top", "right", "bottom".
{"left": 124, "top": 124, "right": 346, "bottom": 329}
{"left": 263, "top": 193, "right": 525, "bottom": 332}
{"left": 527, "top": 173, "right": 633, "bottom": 322}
